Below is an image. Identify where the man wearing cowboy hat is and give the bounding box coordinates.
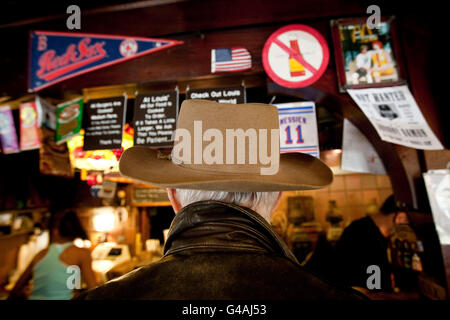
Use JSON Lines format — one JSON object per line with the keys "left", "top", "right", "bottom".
{"left": 78, "top": 100, "right": 363, "bottom": 300}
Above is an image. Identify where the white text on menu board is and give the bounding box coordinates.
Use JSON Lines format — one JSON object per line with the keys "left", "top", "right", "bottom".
{"left": 135, "top": 94, "right": 175, "bottom": 145}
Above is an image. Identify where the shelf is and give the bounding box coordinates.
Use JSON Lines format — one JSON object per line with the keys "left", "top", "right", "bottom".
{"left": 0, "top": 229, "right": 34, "bottom": 240}
{"left": 0, "top": 207, "right": 48, "bottom": 215}
{"left": 0, "top": 207, "right": 48, "bottom": 240}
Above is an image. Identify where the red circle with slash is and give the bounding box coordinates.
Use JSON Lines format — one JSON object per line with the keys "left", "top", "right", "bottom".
{"left": 262, "top": 24, "right": 329, "bottom": 88}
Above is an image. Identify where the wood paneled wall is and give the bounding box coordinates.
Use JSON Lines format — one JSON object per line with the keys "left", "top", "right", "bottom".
{"left": 0, "top": 0, "right": 448, "bottom": 294}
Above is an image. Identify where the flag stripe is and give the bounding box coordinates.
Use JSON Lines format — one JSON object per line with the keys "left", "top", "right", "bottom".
{"left": 215, "top": 67, "right": 251, "bottom": 71}
{"left": 215, "top": 62, "right": 251, "bottom": 67}
{"left": 215, "top": 65, "right": 251, "bottom": 69}
{"left": 215, "top": 66, "right": 251, "bottom": 71}
{"left": 215, "top": 61, "right": 250, "bottom": 64}
{"left": 215, "top": 62, "right": 251, "bottom": 66}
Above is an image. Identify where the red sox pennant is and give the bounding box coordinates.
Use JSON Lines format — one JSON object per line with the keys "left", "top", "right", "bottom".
{"left": 29, "top": 31, "right": 183, "bottom": 92}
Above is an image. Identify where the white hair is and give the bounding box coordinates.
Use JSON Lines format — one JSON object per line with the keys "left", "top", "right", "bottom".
{"left": 174, "top": 189, "right": 280, "bottom": 221}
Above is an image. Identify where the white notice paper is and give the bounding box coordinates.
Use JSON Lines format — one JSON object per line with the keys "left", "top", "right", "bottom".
{"left": 347, "top": 85, "right": 443, "bottom": 150}
{"left": 35, "top": 95, "right": 57, "bottom": 130}
{"left": 341, "top": 118, "right": 387, "bottom": 175}
{"left": 423, "top": 170, "right": 450, "bottom": 245}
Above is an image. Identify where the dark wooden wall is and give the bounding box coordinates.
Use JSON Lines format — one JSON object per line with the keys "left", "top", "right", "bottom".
{"left": 0, "top": 0, "right": 448, "bottom": 297}
{"left": 0, "top": 2, "right": 447, "bottom": 211}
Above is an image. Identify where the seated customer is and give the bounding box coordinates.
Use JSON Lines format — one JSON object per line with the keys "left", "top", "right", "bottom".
{"left": 9, "top": 210, "right": 97, "bottom": 300}
{"left": 335, "top": 195, "right": 399, "bottom": 292}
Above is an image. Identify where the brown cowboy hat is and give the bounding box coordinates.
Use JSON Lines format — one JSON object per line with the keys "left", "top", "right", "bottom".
{"left": 119, "top": 99, "right": 332, "bottom": 192}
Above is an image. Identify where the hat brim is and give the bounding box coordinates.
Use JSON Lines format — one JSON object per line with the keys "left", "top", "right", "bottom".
{"left": 119, "top": 146, "right": 333, "bottom": 192}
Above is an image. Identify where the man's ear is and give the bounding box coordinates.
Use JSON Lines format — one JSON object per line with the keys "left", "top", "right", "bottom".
{"left": 167, "top": 188, "right": 182, "bottom": 213}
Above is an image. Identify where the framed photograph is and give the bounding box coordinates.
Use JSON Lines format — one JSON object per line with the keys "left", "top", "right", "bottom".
{"left": 287, "top": 196, "right": 315, "bottom": 224}
{"left": 331, "top": 16, "right": 406, "bottom": 92}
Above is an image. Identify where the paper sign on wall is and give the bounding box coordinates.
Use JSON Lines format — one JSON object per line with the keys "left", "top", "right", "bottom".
{"left": 0, "top": 106, "right": 19, "bottom": 154}
{"left": 36, "top": 96, "right": 57, "bottom": 130}
{"left": 341, "top": 118, "right": 386, "bottom": 175}
{"left": 275, "top": 102, "right": 319, "bottom": 158}
{"left": 98, "top": 181, "right": 117, "bottom": 199}
{"left": 39, "top": 127, "right": 74, "bottom": 178}
{"left": 55, "top": 97, "right": 84, "bottom": 144}
{"left": 423, "top": 170, "right": 450, "bottom": 245}
{"left": 186, "top": 85, "right": 246, "bottom": 104}
{"left": 347, "top": 85, "right": 444, "bottom": 150}
{"left": 19, "top": 102, "right": 41, "bottom": 150}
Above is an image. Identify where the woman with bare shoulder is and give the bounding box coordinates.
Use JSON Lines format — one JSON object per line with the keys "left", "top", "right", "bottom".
{"left": 9, "top": 210, "right": 97, "bottom": 300}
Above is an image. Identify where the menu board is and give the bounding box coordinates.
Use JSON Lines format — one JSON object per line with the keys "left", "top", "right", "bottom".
{"left": 83, "top": 96, "right": 127, "bottom": 151}
{"left": 133, "top": 90, "right": 178, "bottom": 147}
{"left": 132, "top": 187, "right": 170, "bottom": 206}
{"left": 186, "top": 85, "right": 246, "bottom": 104}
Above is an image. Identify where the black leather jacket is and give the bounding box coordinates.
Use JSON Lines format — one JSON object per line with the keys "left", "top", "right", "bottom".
{"left": 78, "top": 201, "right": 363, "bottom": 300}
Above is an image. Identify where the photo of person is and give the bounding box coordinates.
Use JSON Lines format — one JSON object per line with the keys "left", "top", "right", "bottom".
{"left": 375, "top": 104, "right": 399, "bottom": 120}
{"left": 332, "top": 19, "right": 401, "bottom": 89}
{"left": 370, "top": 40, "right": 396, "bottom": 83}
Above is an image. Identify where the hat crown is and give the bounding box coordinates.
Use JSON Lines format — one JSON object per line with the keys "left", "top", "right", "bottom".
{"left": 171, "top": 99, "right": 280, "bottom": 175}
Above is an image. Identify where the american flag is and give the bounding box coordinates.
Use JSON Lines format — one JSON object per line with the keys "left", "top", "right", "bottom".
{"left": 211, "top": 47, "right": 252, "bottom": 73}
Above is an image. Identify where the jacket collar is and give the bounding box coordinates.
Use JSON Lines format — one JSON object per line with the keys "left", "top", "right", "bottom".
{"left": 163, "top": 200, "right": 299, "bottom": 266}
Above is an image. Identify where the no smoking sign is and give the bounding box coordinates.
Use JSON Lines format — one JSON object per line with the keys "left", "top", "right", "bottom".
{"left": 262, "top": 24, "right": 329, "bottom": 88}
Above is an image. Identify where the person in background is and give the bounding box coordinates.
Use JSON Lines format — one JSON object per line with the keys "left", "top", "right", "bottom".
{"left": 370, "top": 40, "right": 395, "bottom": 82}
{"left": 9, "top": 210, "right": 97, "bottom": 300}
{"left": 335, "top": 195, "right": 399, "bottom": 293}
{"left": 352, "top": 44, "right": 373, "bottom": 84}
